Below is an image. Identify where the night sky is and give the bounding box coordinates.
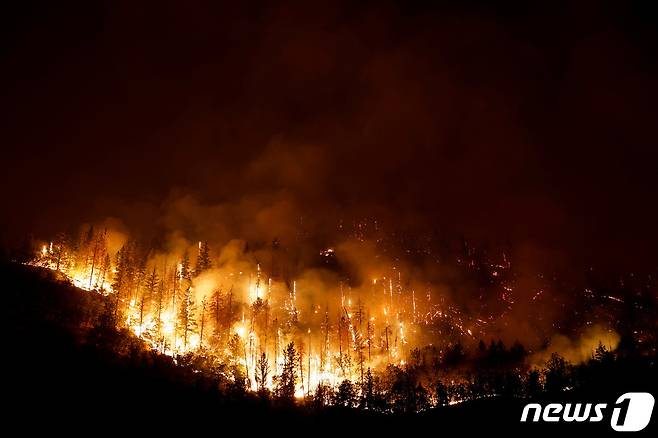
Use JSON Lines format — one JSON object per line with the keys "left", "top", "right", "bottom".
{"left": 2, "top": 1, "right": 657, "bottom": 272}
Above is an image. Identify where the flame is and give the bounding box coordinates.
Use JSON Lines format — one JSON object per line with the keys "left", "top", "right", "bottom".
{"left": 26, "top": 237, "right": 515, "bottom": 398}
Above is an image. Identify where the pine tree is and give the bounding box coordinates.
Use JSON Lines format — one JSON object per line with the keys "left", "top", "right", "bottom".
{"left": 77, "top": 225, "right": 96, "bottom": 281}
{"left": 199, "top": 295, "right": 207, "bottom": 348}
{"left": 154, "top": 269, "right": 166, "bottom": 340}
{"left": 336, "top": 312, "right": 353, "bottom": 378}
{"left": 251, "top": 297, "right": 270, "bottom": 347}
{"left": 170, "top": 262, "right": 180, "bottom": 345}
{"left": 361, "top": 368, "right": 376, "bottom": 409}
{"left": 209, "top": 287, "right": 223, "bottom": 347}
{"left": 97, "top": 253, "right": 111, "bottom": 292}
{"left": 111, "top": 246, "right": 126, "bottom": 293}
{"left": 88, "top": 229, "right": 107, "bottom": 290}
{"left": 171, "top": 251, "right": 191, "bottom": 348}
{"left": 180, "top": 250, "right": 192, "bottom": 281}
{"left": 255, "top": 352, "right": 270, "bottom": 392}
{"left": 138, "top": 267, "right": 159, "bottom": 338}
{"left": 354, "top": 302, "right": 366, "bottom": 385}
{"left": 176, "top": 284, "right": 198, "bottom": 349}
{"left": 111, "top": 244, "right": 134, "bottom": 321}
{"left": 524, "top": 369, "right": 542, "bottom": 398}
{"left": 195, "top": 241, "right": 212, "bottom": 276}
{"left": 334, "top": 380, "right": 357, "bottom": 408}
{"left": 82, "top": 225, "right": 95, "bottom": 262}
{"left": 275, "top": 342, "right": 297, "bottom": 402}
{"left": 52, "top": 232, "right": 71, "bottom": 271}
{"left": 544, "top": 353, "right": 570, "bottom": 394}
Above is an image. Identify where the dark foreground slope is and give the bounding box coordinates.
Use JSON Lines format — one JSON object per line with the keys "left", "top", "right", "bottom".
{"left": 3, "top": 262, "right": 656, "bottom": 436}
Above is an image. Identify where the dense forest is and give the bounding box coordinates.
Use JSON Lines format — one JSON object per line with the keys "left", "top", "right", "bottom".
{"left": 4, "top": 261, "right": 656, "bottom": 434}
{"left": 4, "top": 0, "right": 658, "bottom": 434}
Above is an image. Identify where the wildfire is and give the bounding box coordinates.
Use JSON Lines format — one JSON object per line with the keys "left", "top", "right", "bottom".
{"left": 26, "top": 227, "right": 518, "bottom": 399}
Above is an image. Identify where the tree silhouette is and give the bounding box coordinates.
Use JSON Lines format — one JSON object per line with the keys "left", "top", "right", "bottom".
{"left": 434, "top": 379, "right": 449, "bottom": 407}
{"left": 255, "top": 352, "right": 270, "bottom": 392}
{"left": 360, "top": 368, "right": 376, "bottom": 410}
{"left": 275, "top": 342, "right": 297, "bottom": 403}
{"left": 524, "top": 369, "right": 543, "bottom": 398}
{"left": 195, "top": 241, "right": 212, "bottom": 276}
{"left": 176, "top": 285, "right": 197, "bottom": 349}
{"left": 544, "top": 353, "right": 571, "bottom": 394}
{"left": 334, "top": 379, "right": 357, "bottom": 408}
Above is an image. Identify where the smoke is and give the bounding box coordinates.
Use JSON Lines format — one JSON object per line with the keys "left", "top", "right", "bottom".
{"left": 78, "top": 217, "right": 129, "bottom": 256}
{"left": 72, "top": 185, "right": 568, "bottom": 354}
{"left": 192, "top": 270, "right": 222, "bottom": 303}
{"left": 9, "top": 2, "right": 656, "bottom": 362}
{"left": 530, "top": 325, "right": 621, "bottom": 366}
{"left": 40, "top": 179, "right": 631, "bottom": 368}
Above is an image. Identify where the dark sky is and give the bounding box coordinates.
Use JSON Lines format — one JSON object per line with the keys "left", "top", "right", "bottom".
{"left": 2, "top": 0, "right": 657, "bottom": 271}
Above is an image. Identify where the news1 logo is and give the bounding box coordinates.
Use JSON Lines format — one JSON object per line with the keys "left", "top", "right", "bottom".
{"left": 520, "top": 392, "right": 655, "bottom": 432}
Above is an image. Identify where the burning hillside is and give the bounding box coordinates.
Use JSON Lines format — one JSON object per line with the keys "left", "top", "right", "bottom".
{"left": 23, "top": 214, "right": 654, "bottom": 401}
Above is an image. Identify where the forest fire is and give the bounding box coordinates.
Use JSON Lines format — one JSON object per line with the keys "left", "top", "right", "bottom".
{"left": 3, "top": 2, "right": 658, "bottom": 432}
{"left": 30, "top": 231, "right": 438, "bottom": 396}
{"left": 25, "top": 217, "right": 649, "bottom": 407}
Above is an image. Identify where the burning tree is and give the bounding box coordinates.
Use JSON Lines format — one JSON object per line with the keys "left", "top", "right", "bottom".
{"left": 177, "top": 285, "right": 198, "bottom": 350}
{"left": 137, "top": 266, "right": 159, "bottom": 338}
{"left": 24, "top": 217, "right": 651, "bottom": 408}
{"left": 195, "top": 241, "right": 212, "bottom": 275}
